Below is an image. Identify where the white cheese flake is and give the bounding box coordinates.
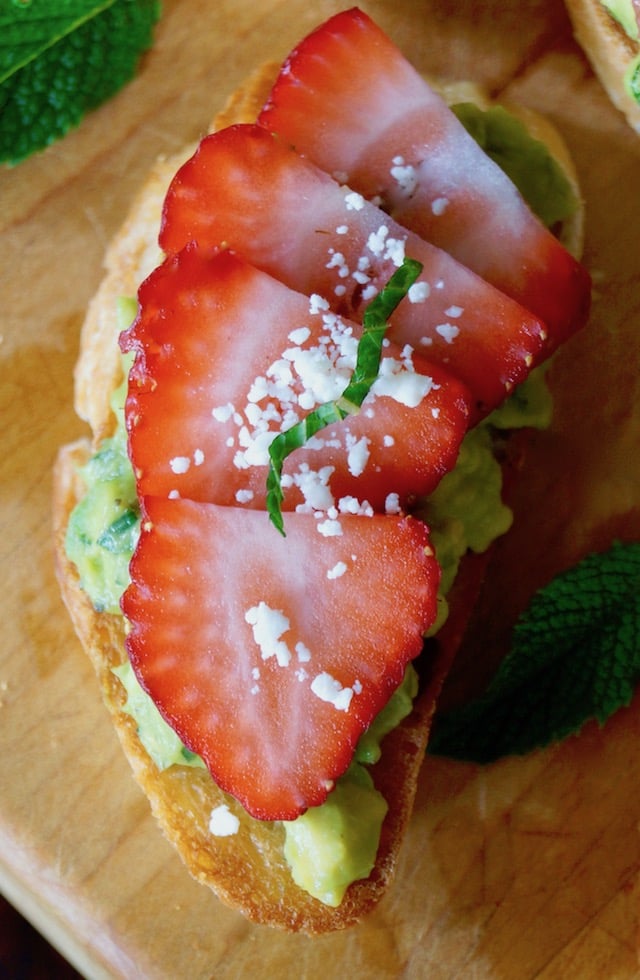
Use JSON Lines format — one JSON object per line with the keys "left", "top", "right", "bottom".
{"left": 245, "top": 602, "right": 293, "bottom": 667}
{"left": 344, "top": 190, "right": 365, "bottom": 211}
{"left": 431, "top": 196, "right": 449, "bottom": 215}
{"left": 235, "top": 489, "right": 254, "bottom": 504}
{"left": 288, "top": 326, "right": 311, "bottom": 345}
{"left": 310, "top": 672, "right": 359, "bottom": 712}
{"left": 295, "top": 642, "right": 312, "bottom": 663}
{"left": 435, "top": 322, "right": 460, "bottom": 344}
{"left": 390, "top": 156, "right": 418, "bottom": 197}
{"left": 208, "top": 804, "right": 240, "bottom": 837}
{"left": 346, "top": 434, "right": 371, "bottom": 477}
{"left": 169, "top": 455, "right": 190, "bottom": 474}
{"left": 371, "top": 355, "right": 433, "bottom": 408}
{"left": 211, "top": 402, "right": 235, "bottom": 422}
{"left": 385, "top": 492, "right": 402, "bottom": 514}
{"left": 317, "top": 518, "right": 343, "bottom": 537}
{"left": 327, "top": 561, "right": 348, "bottom": 580}
{"left": 408, "top": 281, "right": 430, "bottom": 304}
{"left": 309, "top": 293, "right": 330, "bottom": 315}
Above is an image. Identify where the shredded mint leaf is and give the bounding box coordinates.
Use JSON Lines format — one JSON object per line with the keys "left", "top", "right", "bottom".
{"left": 428, "top": 541, "right": 640, "bottom": 763}
{"left": 0, "top": 0, "right": 161, "bottom": 164}
{"left": 266, "top": 258, "right": 423, "bottom": 535}
{"left": 452, "top": 102, "right": 578, "bottom": 229}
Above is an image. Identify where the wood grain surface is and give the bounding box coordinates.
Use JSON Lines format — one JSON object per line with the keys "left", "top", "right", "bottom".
{"left": 2, "top": 1, "right": 640, "bottom": 977}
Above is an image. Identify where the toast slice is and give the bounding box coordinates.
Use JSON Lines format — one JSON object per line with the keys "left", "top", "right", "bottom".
{"left": 53, "top": 60, "right": 585, "bottom": 932}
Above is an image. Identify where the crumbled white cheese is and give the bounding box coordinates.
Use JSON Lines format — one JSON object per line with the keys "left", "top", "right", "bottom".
{"left": 337, "top": 495, "right": 374, "bottom": 517}
{"left": 390, "top": 155, "right": 418, "bottom": 197}
{"left": 365, "top": 224, "right": 407, "bottom": 267}
{"left": 327, "top": 561, "right": 348, "bottom": 580}
{"left": 288, "top": 326, "right": 311, "bottom": 345}
{"left": 385, "top": 492, "right": 401, "bottom": 514}
{"left": 371, "top": 355, "right": 433, "bottom": 408}
{"left": 235, "top": 489, "right": 254, "bottom": 504}
{"left": 316, "top": 518, "right": 343, "bottom": 537}
{"left": 295, "top": 642, "right": 312, "bottom": 663}
{"left": 211, "top": 402, "right": 235, "bottom": 422}
{"left": 169, "top": 456, "right": 190, "bottom": 474}
{"left": 344, "top": 190, "right": 365, "bottom": 211}
{"left": 245, "top": 602, "right": 293, "bottom": 667}
{"left": 435, "top": 322, "right": 460, "bottom": 344}
{"left": 208, "top": 804, "right": 240, "bottom": 837}
{"left": 346, "top": 434, "right": 371, "bottom": 477}
{"left": 408, "top": 281, "right": 430, "bottom": 304}
{"left": 309, "top": 293, "right": 330, "bottom": 314}
{"left": 431, "top": 196, "right": 449, "bottom": 215}
{"left": 310, "top": 672, "right": 360, "bottom": 711}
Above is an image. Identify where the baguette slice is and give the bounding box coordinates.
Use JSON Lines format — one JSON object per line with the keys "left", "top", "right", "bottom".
{"left": 566, "top": 0, "right": 640, "bottom": 132}
{"left": 53, "top": 61, "right": 584, "bottom": 933}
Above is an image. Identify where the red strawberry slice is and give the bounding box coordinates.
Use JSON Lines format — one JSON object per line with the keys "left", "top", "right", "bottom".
{"left": 258, "top": 7, "right": 591, "bottom": 347}
{"left": 120, "top": 247, "right": 471, "bottom": 513}
{"left": 122, "top": 497, "right": 440, "bottom": 820}
{"left": 159, "top": 123, "right": 547, "bottom": 419}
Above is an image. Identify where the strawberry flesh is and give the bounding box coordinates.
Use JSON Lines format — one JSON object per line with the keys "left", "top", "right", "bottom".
{"left": 258, "top": 7, "right": 591, "bottom": 348}
{"left": 122, "top": 498, "right": 439, "bottom": 820}
{"left": 120, "top": 246, "right": 471, "bottom": 513}
{"left": 159, "top": 123, "right": 548, "bottom": 419}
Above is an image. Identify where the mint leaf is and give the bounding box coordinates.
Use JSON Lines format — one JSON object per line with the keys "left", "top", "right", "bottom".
{"left": 428, "top": 541, "right": 640, "bottom": 763}
{"left": 0, "top": 0, "right": 161, "bottom": 164}
{"left": 266, "top": 258, "right": 423, "bottom": 535}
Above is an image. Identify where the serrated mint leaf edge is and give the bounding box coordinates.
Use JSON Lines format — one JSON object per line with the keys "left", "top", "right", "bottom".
{"left": 428, "top": 541, "right": 640, "bottom": 764}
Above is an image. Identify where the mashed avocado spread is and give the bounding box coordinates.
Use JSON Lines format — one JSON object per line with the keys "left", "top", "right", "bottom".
{"left": 65, "top": 105, "right": 573, "bottom": 908}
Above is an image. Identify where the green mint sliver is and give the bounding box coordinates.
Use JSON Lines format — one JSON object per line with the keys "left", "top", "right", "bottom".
{"left": 0, "top": 0, "right": 161, "bottom": 164}
{"left": 429, "top": 541, "right": 640, "bottom": 763}
{"left": 266, "top": 258, "right": 423, "bottom": 535}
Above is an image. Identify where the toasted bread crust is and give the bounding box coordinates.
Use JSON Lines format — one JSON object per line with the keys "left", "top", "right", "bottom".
{"left": 566, "top": 0, "right": 640, "bottom": 132}
{"left": 53, "top": 61, "right": 585, "bottom": 932}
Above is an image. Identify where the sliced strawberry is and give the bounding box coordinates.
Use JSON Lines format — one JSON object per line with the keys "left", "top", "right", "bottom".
{"left": 159, "top": 123, "right": 547, "bottom": 418}
{"left": 122, "top": 497, "right": 439, "bottom": 819}
{"left": 258, "top": 8, "right": 591, "bottom": 347}
{"left": 120, "top": 247, "right": 471, "bottom": 512}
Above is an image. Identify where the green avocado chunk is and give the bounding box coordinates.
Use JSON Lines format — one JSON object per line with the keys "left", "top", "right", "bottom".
{"left": 451, "top": 102, "right": 579, "bottom": 230}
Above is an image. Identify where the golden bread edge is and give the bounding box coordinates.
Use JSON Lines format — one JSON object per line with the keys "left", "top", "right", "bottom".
{"left": 565, "top": 0, "right": 640, "bottom": 132}
{"left": 53, "top": 61, "right": 585, "bottom": 933}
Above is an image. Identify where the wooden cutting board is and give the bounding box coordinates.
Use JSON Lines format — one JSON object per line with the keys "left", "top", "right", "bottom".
{"left": 2, "top": 1, "right": 640, "bottom": 976}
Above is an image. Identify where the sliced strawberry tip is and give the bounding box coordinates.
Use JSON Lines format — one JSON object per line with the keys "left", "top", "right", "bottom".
{"left": 159, "top": 123, "right": 548, "bottom": 418}
{"left": 258, "top": 7, "right": 591, "bottom": 349}
{"left": 122, "top": 498, "right": 440, "bottom": 820}
{"left": 120, "top": 246, "right": 471, "bottom": 512}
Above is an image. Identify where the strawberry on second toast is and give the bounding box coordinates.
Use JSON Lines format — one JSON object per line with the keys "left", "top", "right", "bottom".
{"left": 159, "top": 124, "right": 547, "bottom": 419}
{"left": 122, "top": 498, "right": 439, "bottom": 820}
{"left": 120, "top": 247, "right": 471, "bottom": 514}
{"left": 258, "top": 7, "right": 591, "bottom": 345}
